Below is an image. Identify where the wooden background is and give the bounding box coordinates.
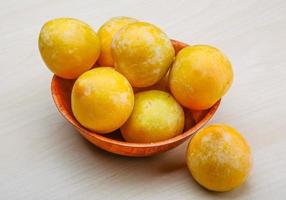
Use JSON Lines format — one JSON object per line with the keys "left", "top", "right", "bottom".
{"left": 1, "top": 0, "right": 286, "bottom": 199}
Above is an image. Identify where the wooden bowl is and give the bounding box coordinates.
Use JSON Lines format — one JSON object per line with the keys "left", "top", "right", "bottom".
{"left": 51, "top": 40, "right": 220, "bottom": 157}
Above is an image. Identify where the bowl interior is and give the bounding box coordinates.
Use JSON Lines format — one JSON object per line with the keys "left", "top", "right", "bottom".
{"left": 51, "top": 40, "right": 220, "bottom": 149}
{"left": 51, "top": 77, "right": 126, "bottom": 141}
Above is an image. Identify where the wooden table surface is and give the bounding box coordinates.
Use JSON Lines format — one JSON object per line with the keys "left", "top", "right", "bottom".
{"left": 1, "top": 0, "right": 286, "bottom": 199}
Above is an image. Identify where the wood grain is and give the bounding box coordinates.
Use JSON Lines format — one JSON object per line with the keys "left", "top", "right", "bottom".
{"left": 0, "top": 0, "right": 286, "bottom": 199}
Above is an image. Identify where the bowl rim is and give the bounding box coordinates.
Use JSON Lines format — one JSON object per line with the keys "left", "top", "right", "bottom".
{"left": 51, "top": 76, "right": 220, "bottom": 148}
{"left": 50, "top": 39, "right": 221, "bottom": 148}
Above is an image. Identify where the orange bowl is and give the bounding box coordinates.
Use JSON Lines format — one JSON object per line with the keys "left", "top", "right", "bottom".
{"left": 51, "top": 40, "right": 220, "bottom": 157}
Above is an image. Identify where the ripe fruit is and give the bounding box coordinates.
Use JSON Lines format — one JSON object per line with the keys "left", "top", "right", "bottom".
{"left": 71, "top": 67, "right": 134, "bottom": 133}
{"left": 186, "top": 124, "right": 252, "bottom": 192}
{"left": 133, "top": 70, "right": 170, "bottom": 93}
{"left": 97, "top": 16, "right": 137, "bottom": 66}
{"left": 121, "top": 90, "right": 184, "bottom": 143}
{"left": 112, "top": 22, "right": 175, "bottom": 87}
{"left": 39, "top": 18, "right": 100, "bottom": 79}
{"left": 169, "top": 45, "right": 233, "bottom": 110}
